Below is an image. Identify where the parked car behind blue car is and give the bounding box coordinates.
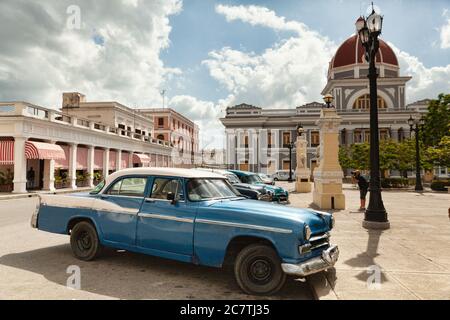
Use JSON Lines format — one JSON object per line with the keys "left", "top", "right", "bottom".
{"left": 32, "top": 168, "right": 338, "bottom": 295}
{"left": 229, "top": 170, "right": 289, "bottom": 203}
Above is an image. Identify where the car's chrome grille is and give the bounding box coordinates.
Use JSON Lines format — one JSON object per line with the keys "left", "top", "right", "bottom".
{"left": 309, "top": 232, "right": 330, "bottom": 250}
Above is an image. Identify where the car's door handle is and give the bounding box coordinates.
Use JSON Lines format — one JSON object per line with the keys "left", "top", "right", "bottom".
{"left": 100, "top": 195, "right": 109, "bottom": 200}
{"left": 145, "top": 198, "right": 155, "bottom": 203}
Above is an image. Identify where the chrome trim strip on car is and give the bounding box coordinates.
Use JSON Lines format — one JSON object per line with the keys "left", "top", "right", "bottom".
{"left": 138, "top": 213, "right": 194, "bottom": 223}
{"left": 195, "top": 219, "right": 292, "bottom": 234}
{"left": 309, "top": 232, "right": 330, "bottom": 242}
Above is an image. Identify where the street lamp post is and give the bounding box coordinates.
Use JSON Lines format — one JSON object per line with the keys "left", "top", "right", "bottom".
{"left": 356, "top": 4, "right": 390, "bottom": 229}
{"left": 408, "top": 114, "right": 425, "bottom": 192}
{"left": 288, "top": 141, "right": 294, "bottom": 182}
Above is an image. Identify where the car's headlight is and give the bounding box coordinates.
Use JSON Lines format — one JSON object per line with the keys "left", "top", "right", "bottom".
{"left": 304, "top": 224, "right": 311, "bottom": 241}
{"left": 330, "top": 215, "right": 335, "bottom": 229}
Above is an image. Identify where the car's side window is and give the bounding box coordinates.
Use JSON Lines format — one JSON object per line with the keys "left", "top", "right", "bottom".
{"left": 107, "top": 177, "right": 147, "bottom": 197}
{"left": 151, "top": 178, "right": 184, "bottom": 201}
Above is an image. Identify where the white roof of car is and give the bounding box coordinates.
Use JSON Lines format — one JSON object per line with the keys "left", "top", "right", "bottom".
{"left": 105, "top": 167, "right": 225, "bottom": 185}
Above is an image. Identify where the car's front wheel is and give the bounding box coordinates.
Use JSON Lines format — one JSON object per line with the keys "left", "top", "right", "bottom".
{"left": 70, "top": 221, "right": 102, "bottom": 261}
{"left": 234, "top": 244, "right": 286, "bottom": 295}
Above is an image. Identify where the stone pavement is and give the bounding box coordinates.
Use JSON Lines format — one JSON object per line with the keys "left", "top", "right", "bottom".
{"left": 280, "top": 182, "right": 450, "bottom": 300}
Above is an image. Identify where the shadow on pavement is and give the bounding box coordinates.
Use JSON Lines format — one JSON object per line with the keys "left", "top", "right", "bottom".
{"left": 0, "top": 244, "right": 312, "bottom": 300}
{"left": 343, "top": 229, "right": 388, "bottom": 284}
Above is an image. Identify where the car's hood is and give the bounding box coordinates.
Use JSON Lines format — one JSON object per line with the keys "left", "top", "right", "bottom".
{"left": 255, "top": 183, "right": 286, "bottom": 194}
{"left": 234, "top": 183, "right": 265, "bottom": 191}
{"left": 208, "top": 199, "right": 329, "bottom": 233}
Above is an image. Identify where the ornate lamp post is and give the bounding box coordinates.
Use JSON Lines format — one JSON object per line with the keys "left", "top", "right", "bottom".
{"left": 408, "top": 114, "right": 425, "bottom": 192}
{"left": 356, "top": 4, "right": 390, "bottom": 229}
{"left": 323, "top": 94, "right": 334, "bottom": 108}
{"left": 288, "top": 141, "right": 295, "bottom": 182}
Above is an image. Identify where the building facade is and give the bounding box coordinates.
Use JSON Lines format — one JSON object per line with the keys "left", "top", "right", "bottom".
{"left": 0, "top": 99, "right": 173, "bottom": 194}
{"left": 221, "top": 33, "right": 430, "bottom": 177}
{"left": 137, "top": 108, "right": 200, "bottom": 167}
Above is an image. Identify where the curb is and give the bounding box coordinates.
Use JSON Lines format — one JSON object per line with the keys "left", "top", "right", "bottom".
{"left": 307, "top": 272, "right": 339, "bottom": 300}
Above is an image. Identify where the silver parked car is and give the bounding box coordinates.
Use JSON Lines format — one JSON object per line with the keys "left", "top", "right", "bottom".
{"left": 271, "top": 170, "right": 295, "bottom": 181}
{"left": 258, "top": 173, "right": 275, "bottom": 185}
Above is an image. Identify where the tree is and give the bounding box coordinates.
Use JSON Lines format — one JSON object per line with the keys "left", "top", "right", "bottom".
{"left": 421, "top": 94, "right": 450, "bottom": 148}
{"left": 425, "top": 135, "right": 450, "bottom": 169}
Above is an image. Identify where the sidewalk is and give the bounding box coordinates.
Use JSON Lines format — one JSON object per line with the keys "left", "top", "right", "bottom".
{"left": 0, "top": 187, "right": 92, "bottom": 201}
{"left": 281, "top": 182, "right": 450, "bottom": 300}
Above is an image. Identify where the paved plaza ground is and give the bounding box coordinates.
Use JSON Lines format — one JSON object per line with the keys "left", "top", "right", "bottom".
{"left": 280, "top": 182, "right": 450, "bottom": 300}
{"left": 0, "top": 184, "right": 449, "bottom": 300}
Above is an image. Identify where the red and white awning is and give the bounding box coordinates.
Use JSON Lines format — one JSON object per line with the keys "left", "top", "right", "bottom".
{"left": 133, "top": 153, "right": 150, "bottom": 165}
{"left": 25, "top": 141, "right": 66, "bottom": 160}
{"left": 0, "top": 140, "right": 14, "bottom": 165}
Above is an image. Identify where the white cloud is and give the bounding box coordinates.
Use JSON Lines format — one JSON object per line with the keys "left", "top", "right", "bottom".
{"left": 168, "top": 95, "right": 224, "bottom": 149}
{"left": 0, "top": 0, "right": 182, "bottom": 107}
{"left": 207, "top": 4, "right": 337, "bottom": 109}
{"left": 440, "top": 9, "right": 450, "bottom": 49}
{"left": 215, "top": 4, "right": 306, "bottom": 34}
{"left": 391, "top": 43, "right": 450, "bottom": 102}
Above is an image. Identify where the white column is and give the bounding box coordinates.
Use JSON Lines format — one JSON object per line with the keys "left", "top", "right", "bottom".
{"left": 69, "top": 143, "right": 78, "bottom": 190}
{"left": 87, "top": 146, "right": 95, "bottom": 188}
{"left": 13, "top": 137, "right": 28, "bottom": 194}
{"left": 103, "top": 148, "right": 110, "bottom": 178}
{"left": 128, "top": 152, "right": 134, "bottom": 168}
{"left": 116, "top": 150, "right": 122, "bottom": 171}
{"left": 43, "top": 141, "right": 56, "bottom": 192}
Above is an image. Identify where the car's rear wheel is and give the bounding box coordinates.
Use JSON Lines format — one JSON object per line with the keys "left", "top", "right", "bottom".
{"left": 234, "top": 244, "right": 286, "bottom": 295}
{"left": 70, "top": 221, "right": 102, "bottom": 261}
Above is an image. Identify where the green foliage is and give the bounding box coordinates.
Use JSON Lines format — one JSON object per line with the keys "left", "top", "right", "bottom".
{"left": 339, "top": 138, "right": 427, "bottom": 173}
{"left": 430, "top": 180, "right": 447, "bottom": 191}
{"left": 421, "top": 93, "right": 450, "bottom": 148}
{"left": 425, "top": 135, "right": 450, "bottom": 168}
{"left": 0, "top": 169, "right": 14, "bottom": 185}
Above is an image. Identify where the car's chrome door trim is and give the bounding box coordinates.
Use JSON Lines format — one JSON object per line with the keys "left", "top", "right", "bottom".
{"left": 139, "top": 213, "right": 194, "bottom": 223}
{"left": 195, "top": 219, "right": 292, "bottom": 234}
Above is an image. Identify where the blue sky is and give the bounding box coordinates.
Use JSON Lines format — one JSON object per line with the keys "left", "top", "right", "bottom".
{"left": 162, "top": 0, "right": 450, "bottom": 104}
{"left": 0, "top": 0, "right": 449, "bottom": 148}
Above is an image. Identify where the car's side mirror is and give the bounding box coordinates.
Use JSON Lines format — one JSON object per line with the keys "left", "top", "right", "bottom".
{"left": 167, "top": 192, "right": 176, "bottom": 204}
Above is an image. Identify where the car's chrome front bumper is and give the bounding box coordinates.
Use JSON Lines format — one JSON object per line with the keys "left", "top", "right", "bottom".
{"left": 281, "top": 245, "right": 339, "bottom": 277}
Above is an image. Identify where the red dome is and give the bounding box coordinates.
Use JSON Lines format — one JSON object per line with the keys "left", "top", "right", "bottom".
{"left": 331, "top": 34, "right": 398, "bottom": 69}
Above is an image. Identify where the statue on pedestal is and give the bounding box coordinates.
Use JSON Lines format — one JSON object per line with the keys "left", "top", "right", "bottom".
{"left": 295, "top": 124, "right": 312, "bottom": 193}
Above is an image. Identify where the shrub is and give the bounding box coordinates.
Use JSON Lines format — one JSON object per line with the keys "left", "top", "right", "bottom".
{"left": 431, "top": 181, "right": 447, "bottom": 191}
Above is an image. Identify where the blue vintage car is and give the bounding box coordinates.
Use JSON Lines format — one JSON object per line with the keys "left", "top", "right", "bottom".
{"left": 229, "top": 170, "right": 290, "bottom": 203}
{"left": 32, "top": 168, "right": 338, "bottom": 295}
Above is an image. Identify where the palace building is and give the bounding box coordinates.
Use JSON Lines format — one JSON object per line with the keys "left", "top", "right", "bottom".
{"left": 0, "top": 93, "right": 200, "bottom": 194}
{"left": 220, "top": 32, "right": 430, "bottom": 177}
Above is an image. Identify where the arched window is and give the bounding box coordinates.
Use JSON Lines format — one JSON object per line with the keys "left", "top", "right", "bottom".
{"left": 353, "top": 94, "right": 387, "bottom": 110}
{"left": 157, "top": 134, "right": 165, "bottom": 141}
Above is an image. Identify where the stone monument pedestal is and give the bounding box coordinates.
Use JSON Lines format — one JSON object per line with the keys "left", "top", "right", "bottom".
{"left": 312, "top": 108, "right": 345, "bottom": 210}
{"left": 295, "top": 128, "right": 311, "bottom": 193}
{"left": 296, "top": 169, "right": 312, "bottom": 193}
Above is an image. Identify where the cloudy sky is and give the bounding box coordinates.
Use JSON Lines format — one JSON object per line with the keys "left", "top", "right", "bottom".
{"left": 0, "top": 0, "right": 449, "bottom": 148}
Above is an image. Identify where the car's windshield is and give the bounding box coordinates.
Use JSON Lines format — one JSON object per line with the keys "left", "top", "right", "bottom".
{"left": 226, "top": 174, "right": 241, "bottom": 184}
{"left": 242, "top": 174, "right": 263, "bottom": 184}
{"left": 90, "top": 180, "right": 105, "bottom": 194}
{"left": 187, "top": 178, "right": 241, "bottom": 201}
{"left": 259, "top": 174, "right": 269, "bottom": 179}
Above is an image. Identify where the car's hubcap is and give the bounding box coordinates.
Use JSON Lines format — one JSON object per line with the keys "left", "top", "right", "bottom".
{"left": 248, "top": 259, "right": 272, "bottom": 284}
{"left": 77, "top": 231, "right": 92, "bottom": 252}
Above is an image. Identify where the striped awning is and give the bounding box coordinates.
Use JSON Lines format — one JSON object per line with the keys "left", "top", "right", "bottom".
{"left": 25, "top": 141, "right": 66, "bottom": 160}
{"left": 133, "top": 153, "right": 150, "bottom": 165}
{"left": 0, "top": 140, "right": 14, "bottom": 165}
